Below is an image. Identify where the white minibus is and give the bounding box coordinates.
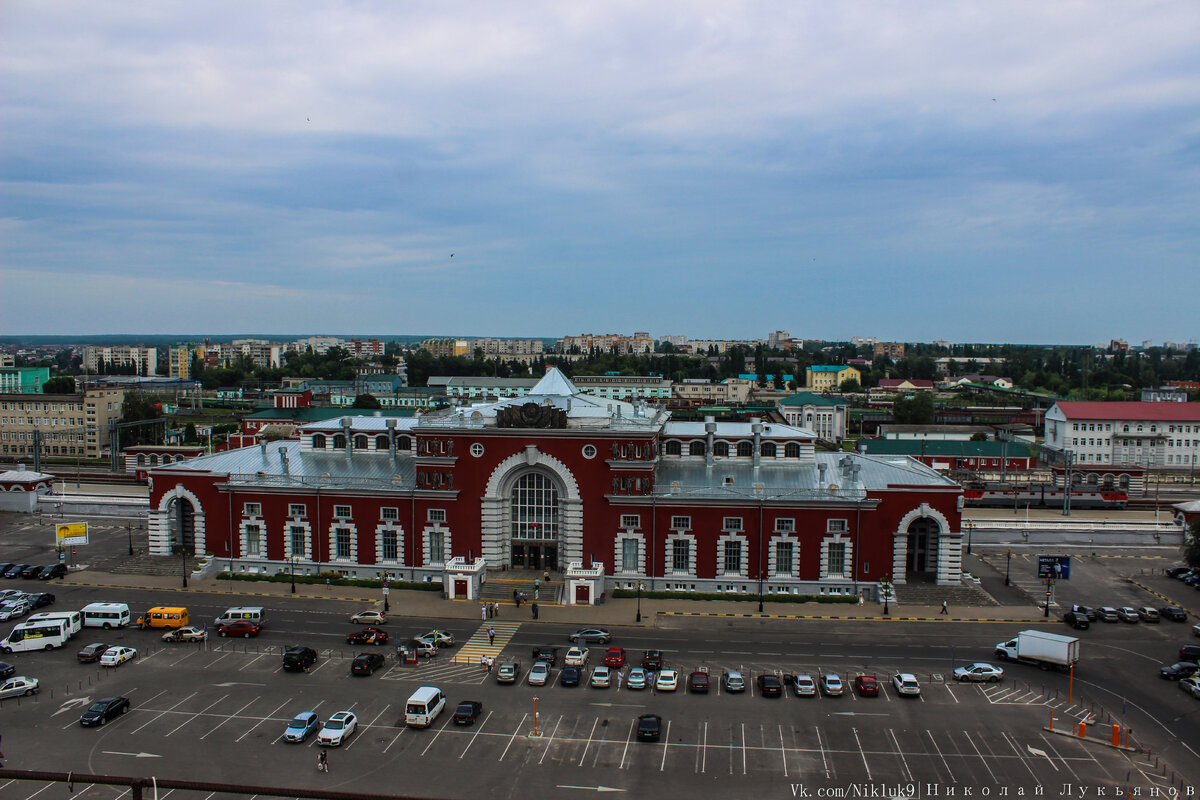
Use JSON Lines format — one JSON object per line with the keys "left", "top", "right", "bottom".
{"left": 404, "top": 686, "right": 446, "bottom": 728}
{"left": 0, "top": 619, "right": 70, "bottom": 653}
{"left": 81, "top": 602, "right": 131, "bottom": 629}
{"left": 27, "top": 611, "right": 83, "bottom": 637}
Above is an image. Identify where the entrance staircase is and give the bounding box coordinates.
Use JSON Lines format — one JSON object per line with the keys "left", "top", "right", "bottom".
{"left": 893, "top": 577, "right": 998, "bottom": 607}
{"left": 479, "top": 571, "right": 562, "bottom": 606}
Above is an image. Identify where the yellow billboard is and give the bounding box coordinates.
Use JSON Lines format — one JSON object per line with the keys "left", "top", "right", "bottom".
{"left": 56, "top": 523, "right": 89, "bottom": 545}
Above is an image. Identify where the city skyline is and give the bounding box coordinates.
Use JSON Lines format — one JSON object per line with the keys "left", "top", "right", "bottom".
{"left": 2, "top": 2, "right": 1198, "bottom": 341}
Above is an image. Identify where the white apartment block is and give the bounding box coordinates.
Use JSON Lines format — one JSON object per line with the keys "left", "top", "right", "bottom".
{"left": 556, "top": 332, "right": 653, "bottom": 355}
{"left": 1044, "top": 401, "right": 1200, "bottom": 468}
{"left": 471, "top": 338, "right": 545, "bottom": 356}
{"left": 571, "top": 375, "right": 672, "bottom": 400}
{"left": 294, "top": 336, "right": 345, "bottom": 355}
{"left": 673, "top": 378, "right": 755, "bottom": 404}
{"left": 83, "top": 346, "right": 158, "bottom": 376}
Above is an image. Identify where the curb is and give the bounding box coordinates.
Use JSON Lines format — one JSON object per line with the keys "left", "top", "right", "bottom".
{"left": 659, "top": 611, "right": 1046, "bottom": 623}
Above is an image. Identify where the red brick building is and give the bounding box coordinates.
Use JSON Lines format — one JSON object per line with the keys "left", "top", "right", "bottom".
{"left": 148, "top": 370, "right": 964, "bottom": 594}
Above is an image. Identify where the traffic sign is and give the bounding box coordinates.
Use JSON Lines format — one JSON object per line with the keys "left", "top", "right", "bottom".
{"left": 1037, "top": 554, "right": 1070, "bottom": 580}
{"left": 56, "top": 522, "right": 89, "bottom": 546}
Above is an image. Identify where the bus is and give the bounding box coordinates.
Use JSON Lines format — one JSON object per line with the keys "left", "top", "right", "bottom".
{"left": 404, "top": 686, "right": 446, "bottom": 728}
{"left": 81, "top": 603, "right": 131, "bottom": 629}
{"left": 27, "top": 611, "right": 83, "bottom": 637}
{"left": 135, "top": 607, "right": 188, "bottom": 629}
{"left": 0, "top": 619, "right": 70, "bottom": 653}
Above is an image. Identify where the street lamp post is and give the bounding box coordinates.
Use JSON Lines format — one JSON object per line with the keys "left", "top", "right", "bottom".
{"left": 382, "top": 572, "right": 391, "bottom": 613}
{"left": 882, "top": 576, "right": 891, "bottom": 616}
{"left": 1004, "top": 549, "right": 1012, "bottom": 586}
{"left": 966, "top": 521, "right": 974, "bottom": 555}
{"left": 127, "top": 523, "right": 134, "bottom": 556}
{"left": 636, "top": 581, "right": 643, "bottom": 623}
{"left": 290, "top": 555, "right": 296, "bottom": 594}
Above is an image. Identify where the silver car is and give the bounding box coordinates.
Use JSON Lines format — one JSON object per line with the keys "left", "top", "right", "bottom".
{"left": 0, "top": 676, "right": 39, "bottom": 699}
{"left": 793, "top": 674, "right": 818, "bottom": 697}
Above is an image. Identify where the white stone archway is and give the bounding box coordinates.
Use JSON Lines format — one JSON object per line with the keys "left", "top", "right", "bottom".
{"left": 148, "top": 484, "right": 207, "bottom": 556}
{"left": 480, "top": 446, "right": 583, "bottom": 569}
{"left": 891, "top": 503, "right": 961, "bottom": 586}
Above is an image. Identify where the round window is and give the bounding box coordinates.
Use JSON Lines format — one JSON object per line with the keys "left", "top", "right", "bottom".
{"left": 470, "top": 443, "right": 485, "bottom": 458}
{"left": 582, "top": 444, "right": 597, "bottom": 459}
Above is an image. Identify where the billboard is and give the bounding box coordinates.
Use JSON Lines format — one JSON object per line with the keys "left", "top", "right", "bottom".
{"left": 55, "top": 522, "right": 89, "bottom": 546}
{"left": 1037, "top": 554, "right": 1070, "bottom": 580}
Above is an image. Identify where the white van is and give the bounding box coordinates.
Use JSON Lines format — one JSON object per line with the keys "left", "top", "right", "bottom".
{"left": 0, "top": 619, "right": 69, "bottom": 653}
{"left": 404, "top": 686, "right": 446, "bottom": 728}
{"left": 214, "top": 607, "right": 266, "bottom": 627}
{"left": 81, "top": 602, "right": 131, "bottom": 629}
{"left": 27, "top": 611, "right": 83, "bottom": 637}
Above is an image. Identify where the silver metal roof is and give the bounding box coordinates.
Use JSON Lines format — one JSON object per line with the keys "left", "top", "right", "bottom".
{"left": 159, "top": 441, "right": 417, "bottom": 492}
{"left": 661, "top": 421, "right": 815, "bottom": 439}
{"left": 300, "top": 416, "right": 422, "bottom": 433}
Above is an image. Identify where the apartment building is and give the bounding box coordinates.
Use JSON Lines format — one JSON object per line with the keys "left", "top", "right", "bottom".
{"left": 422, "top": 338, "right": 471, "bottom": 358}
{"left": 82, "top": 346, "right": 158, "bottom": 376}
{"left": 806, "top": 365, "right": 861, "bottom": 392}
{"left": 556, "top": 332, "right": 653, "bottom": 355}
{"left": 571, "top": 375, "right": 672, "bottom": 400}
{"left": 1044, "top": 401, "right": 1200, "bottom": 468}
{"left": 672, "top": 378, "right": 755, "bottom": 404}
{"left": 0, "top": 387, "right": 125, "bottom": 458}
{"left": 0, "top": 367, "right": 50, "bottom": 393}
{"left": 873, "top": 342, "right": 906, "bottom": 360}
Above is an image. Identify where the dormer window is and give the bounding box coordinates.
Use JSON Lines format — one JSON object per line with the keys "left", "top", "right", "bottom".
{"left": 312, "top": 434, "right": 327, "bottom": 449}
{"left": 354, "top": 434, "right": 369, "bottom": 450}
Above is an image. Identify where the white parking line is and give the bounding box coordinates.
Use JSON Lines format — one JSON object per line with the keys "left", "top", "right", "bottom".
{"left": 538, "top": 715, "right": 564, "bottom": 765}
{"left": 926, "top": 730, "right": 953, "bottom": 778}
{"left": 1000, "top": 730, "right": 1041, "bottom": 781}
{"left": 887, "top": 728, "right": 913, "bottom": 783}
{"left": 420, "top": 714, "right": 454, "bottom": 756}
{"left": 659, "top": 720, "right": 671, "bottom": 771}
{"left": 698, "top": 721, "right": 708, "bottom": 774}
{"left": 382, "top": 726, "right": 407, "bottom": 754}
{"left": 238, "top": 653, "right": 270, "bottom": 672}
{"left": 345, "top": 704, "right": 391, "bottom": 751}
{"left": 498, "top": 713, "right": 527, "bottom": 761}
{"left": 852, "top": 727, "right": 871, "bottom": 780}
{"left": 963, "top": 729, "right": 997, "bottom": 783}
{"left": 130, "top": 691, "right": 198, "bottom": 734}
{"left": 577, "top": 717, "right": 599, "bottom": 765}
{"left": 199, "top": 697, "right": 258, "bottom": 740}
{"left": 1038, "top": 733, "right": 1079, "bottom": 781}
{"left": 778, "top": 723, "right": 788, "bottom": 778}
{"left": 203, "top": 652, "right": 231, "bottom": 669}
{"left": 236, "top": 699, "right": 292, "bottom": 743}
{"left": 740, "top": 722, "right": 747, "bottom": 775}
{"left": 814, "top": 725, "right": 831, "bottom": 779}
{"left": 164, "top": 694, "right": 227, "bottom": 737}
{"left": 458, "top": 710, "right": 492, "bottom": 759}
{"left": 618, "top": 719, "right": 634, "bottom": 769}
{"left": 945, "top": 684, "right": 959, "bottom": 704}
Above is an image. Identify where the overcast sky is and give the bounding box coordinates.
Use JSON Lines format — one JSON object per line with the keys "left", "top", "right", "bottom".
{"left": 2, "top": 2, "right": 1198, "bottom": 343}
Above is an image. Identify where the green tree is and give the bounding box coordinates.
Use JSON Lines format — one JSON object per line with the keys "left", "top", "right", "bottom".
{"left": 892, "top": 393, "right": 934, "bottom": 425}
{"left": 42, "top": 376, "right": 76, "bottom": 393}
{"left": 839, "top": 379, "right": 862, "bottom": 393}
{"left": 351, "top": 394, "right": 383, "bottom": 409}
{"left": 119, "top": 393, "right": 164, "bottom": 446}
{"left": 1183, "top": 519, "right": 1200, "bottom": 571}
{"left": 969, "top": 431, "right": 988, "bottom": 442}
{"left": 183, "top": 422, "right": 198, "bottom": 443}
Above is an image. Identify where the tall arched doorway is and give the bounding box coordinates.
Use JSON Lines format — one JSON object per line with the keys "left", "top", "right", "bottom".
{"left": 905, "top": 517, "right": 940, "bottom": 579}
{"left": 509, "top": 471, "right": 560, "bottom": 571}
{"left": 168, "top": 496, "right": 197, "bottom": 555}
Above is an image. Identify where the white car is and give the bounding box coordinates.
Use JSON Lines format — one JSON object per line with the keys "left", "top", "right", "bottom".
{"left": 0, "top": 676, "right": 39, "bottom": 699}
{"left": 100, "top": 646, "right": 138, "bottom": 667}
{"left": 589, "top": 666, "right": 612, "bottom": 688}
{"left": 655, "top": 669, "right": 679, "bottom": 692}
{"left": 820, "top": 673, "right": 844, "bottom": 696}
{"left": 0, "top": 600, "right": 30, "bottom": 622}
{"left": 350, "top": 611, "right": 386, "bottom": 625}
{"left": 793, "top": 674, "right": 818, "bottom": 697}
{"left": 316, "top": 711, "right": 358, "bottom": 746}
{"left": 529, "top": 662, "right": 551, "bottom": 686}
{"left": 953, "top": 663, "right": 1004, "bottom": 683}
{"left": 1180, "top": 677, "right": 1200, "bottom": 699}
{"left": 162, "top": 626, "right": 207, "bottom": 642}
{"left": 626, "top": 667, "right": 647, "bottom": 690}
{"left": 892, "top": 673, "right": 922, "bottom": 696}
{"left": 416, "top": 630, "right": 454, "bottom": 647}
{"left": 564, "top": 646, "right": 589, "bottom": 667}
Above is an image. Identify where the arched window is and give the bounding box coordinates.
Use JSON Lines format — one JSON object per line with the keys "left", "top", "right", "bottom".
{"left": 1102, "top": 474, "right": 1115, "bottom": 488}
{"left": 688, "top": 441, "right": 705, "bottom": 457}
{"left": 761, "top": 442, "right": 777, "bottom": 458}
{"left": 375, "top": 435, "right": 389, "bottom": 450}
{"left": 312, "top": 434, "right": 326, "bottom": 449}
{"left": 1071, "top": 472, "right": 1082, "bottom": 485}
{"left": 149, "top": 455, "right": 159, "bottom": 466}
{"left": 397, "top": 436, "right": 411, "bottom": 452}
{"left": 511, "top": 472, "right": 559, "bottom": 541}
{"left": 136, "top": 454, "right": 146, "bottom": 466}
{"left": 354, "top": 435, "right": 369, "bottom": 450}
{"left": 332, "top": 434, "right": 347, "bottom": 449}
{"left": 713, "top": 441, "right": 729, "bottom": 457}
{"left": 1087, "top": 473, "right": 1099, "bottom": 485}
{"left": 736, "top": 441, "right": 753, "bottom": 458}
{"left": 665, "top": 441, "right": 681, "bottom": 456}
{"left": 785, "top": 442, "right": 800, "bottom": 458}
{"left": 1119, "top": 475, "right": 1130, "bottom": 489}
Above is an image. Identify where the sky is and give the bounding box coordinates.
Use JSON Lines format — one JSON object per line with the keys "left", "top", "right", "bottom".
{"left": 1, "top": 2, "right": 1198, "bottom": 344}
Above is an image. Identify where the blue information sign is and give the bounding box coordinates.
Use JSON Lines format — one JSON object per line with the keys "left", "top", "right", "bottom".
{"left": 1037, "top": 554, "right": 1070, "bottom": 580}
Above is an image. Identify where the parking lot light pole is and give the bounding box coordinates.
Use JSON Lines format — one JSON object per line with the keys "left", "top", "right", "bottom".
{"left": 882, "top": 575, "right": 891, "bottom": 616}
{"left": 636, "top": 581, "right": 643, "bottom": 623}
{"left": 127, "top": 523, "right": 134, "bottom": 556}
{"left": 1005, "top": 549, "right": 1012, "bottom": 586}
{"left": 290, "top": 555, "right": 296, "bottom": 594}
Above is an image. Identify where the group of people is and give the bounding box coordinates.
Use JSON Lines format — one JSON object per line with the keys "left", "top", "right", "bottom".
{"left": 481, "top": 602, "right": 501, "bottom": 620}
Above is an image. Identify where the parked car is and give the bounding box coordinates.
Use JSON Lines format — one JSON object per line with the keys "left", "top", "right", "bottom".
{"left": 892, "top": 673, "right": 922, "bottom": 696}
{"left": 99, "top": 646, "right": 137, "bottom": 667}
{"left": 77, "top": 642, "right": 110, "bottom": 663}
{"left": 820, "top": 673, "right": 844, "bottom": 696}
{"left": 531, "top": 646, "right": 559, "bottom": 665}
{"left": 1138, "top": 607, "right": 1161, "bottom": 623}
{"left": 26, "top": 592, "right": 54, "bottom": 609}
{"left": 1099, "top": 607, "right": 1120, "bottom": 623}
{"left": 38, "top": 564, "right": 67, "bottom": 580}
{"left": 4, "top": 565, "right": 29, "bottom": 579}
{"left": 590, "top": 666, "right": 612, "bottom": 688}
{"left": 350, "top": 652, "right": 385, "bottom": 676}
{"left": 161, "top": 626, "right": 206, "bottom": 642}
{"left": 1072, "top": 605, "right": 1099, "bottom": 621}
{"left": 18, "top": 565, "right": 42, "bottom": 579}
{"left": 723, "top": 670, "right": 746, "bottom": 693}
{"left": 688, "top": 671, "right": 710, "bottom": 693}
{"left": 416, "top": 630, "right": 454, "bottom": 647}
{"left": 528, "top": 662, "right": 551, "bottom": 686}
{"left": 0, "top": 662, "right": 14, "bottom": 679}
{"left": 560, "top": 666, "right": 581, "bottom": 687}
{"left": 0, "top": 676, "right": 39, "bottom": 699}
{"left": 1181, "top": 677, "right": 1200, "bottom": 699}
{"left": 1168, "top": 566, "right": 1193, "bottom": 578}
{"left": 0, "top": 565, "right": 14, "bottom": 578}
{"left": 568, "top": 628, "right": 611, "bottom": 644}
{"left": 346, "top": 627, "right": 388, "bottom": 645}
{"left": 637, "top": 713, "right": 663, "bottom": 742}
{"left": 793, "top": 674, "right": 818, "bottom": 697}
{"left": 655, "top": 669, "right": 679, "bottom": 692}
{"left": 283, "top": 711, "right": 321, "bottom": 742}
{"left": 1118, "top": 606, "right": 1140, "bottom": 623}
{"left": 0, "top": 599, "right": 30, "bottom": 621}
{"left": 453, "top": 700, "right": 482, "bottom": 725}
{"left": 953, "top": 663, "right": 1004, "bottom": 682}
{"left": 350, "top": 610, "right": 386, "bottom": 625}
{"left": 1179, "top": 644, "right": 1200, "bottom": 661}
{"left": 1159, "top": 661, "right": 1199, "bottom": 681}
{"left": 758, "top": 674, "right": 783, "bottom": 697}
{"left": 1161, "top": 606, "right": 1188, "bottom": 622}
{"left": 642, "top": 650, "right": 663, "bottom": 670}
{"left": 1062, "top": 611, "right": 1090, "bottom": 630}
{"left": 627, "top": 667, "right": 647, "bottom": 690}
{"left": 604, "top": 647, "right": 626, "bottom": 667}
{"left": 854, "top": 675, "right": 880, "bottom": 697}
{"left": 564, "top": 646, "right": 590, "bottom": 667}
{"left": 316, "top": 711, "right": 357, "bottom": 746}
{"left": 1193, "top": 623, "right": 1200, "bottom": 638}
{"left": 282, "top": 646, "right": 319, "bottom": 672}
{"left": 217, "top": 620, "right": 262, "bottom": 638}
{"left": 496, "top": 662, "right": 521, "bottom": 684}
{"left": 79, "top": 696, "right": 130, "bottom": 727}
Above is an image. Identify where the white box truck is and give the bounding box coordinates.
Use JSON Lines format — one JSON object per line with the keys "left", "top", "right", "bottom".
{"left": 994, "top": 630, "right": 1080, "bottom": 670}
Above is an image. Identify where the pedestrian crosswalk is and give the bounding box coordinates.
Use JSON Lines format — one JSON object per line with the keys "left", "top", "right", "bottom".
{"left": 452, "top": 621, "right": 521, "bottom": 665}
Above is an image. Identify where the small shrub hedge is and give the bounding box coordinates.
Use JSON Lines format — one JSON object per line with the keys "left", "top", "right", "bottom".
{"left": 215, "top": 571, "right": 442, "bottom": 592}
{"left": 609, "top": 588, "right": 858, "bottom": 604}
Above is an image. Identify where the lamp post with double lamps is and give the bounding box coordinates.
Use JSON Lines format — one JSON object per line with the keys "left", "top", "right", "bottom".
{"left": 881, "top": 575, "right": 892, "bottom": 616}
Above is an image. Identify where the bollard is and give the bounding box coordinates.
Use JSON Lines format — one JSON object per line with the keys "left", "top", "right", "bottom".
{"left": 1049, "top": 710, "right": 1054, "bottom": 731}
{"left": 1112, "top": 724, "right": 1120, "bottom": 746}
{"left": 1078, "top": 721, "right": 1086, "bottom": 738}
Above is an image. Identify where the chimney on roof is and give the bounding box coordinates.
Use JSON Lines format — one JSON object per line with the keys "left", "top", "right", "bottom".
{"left": 279, "top": 446, "right": 290, "bottom": 475}
{"left": 704, "top": 416, "right": 716, "bottom": 469}
{"left": 260, "top": 441, "right": 267, "bottom": 460}
{"left": 386, "top": 418, "right": 398, "bottom": 467}
{"left": 751, "top": 418, "right": 763, "bottom": 469}
{"left": 342, "top": 418, "right": 353, "bottom": 463}
{"left": 818, "top": 462, "right": 827, "bottom": 486}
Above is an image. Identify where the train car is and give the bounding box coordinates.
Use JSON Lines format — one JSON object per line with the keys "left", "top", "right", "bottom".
{"left": 962, "top": 483, "right": 1128, "bottom": 510}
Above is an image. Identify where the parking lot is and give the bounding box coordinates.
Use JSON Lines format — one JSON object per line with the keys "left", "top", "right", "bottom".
{"left": 0, "top": 627, "right": 1175, "bottom": 799}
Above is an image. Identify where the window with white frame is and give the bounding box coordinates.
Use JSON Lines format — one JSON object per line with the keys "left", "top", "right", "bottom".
{"left": 288, "top": 504, "right": 307, "bottom": 518}
{"left": 827, "top": 519, "right": 847, "bottom": 533}
{"left": 334, "top": 505, "right": 351, "bottom": 519}
{"left": 428, "top": 531, "right": 446, "bottom": 564}
{"left": 245, "top": 524, "right": 262, "bottom": 556}
{"left": 722, "top": 540, "right": 742, "bottom": 573}
{"left": 621, "top": 514, "right": 640, "bottom": 529}
{"left": 243, "top": 502, "right": 262, "bottom": 517}
{"left": 671, "top": 515, "right": 691, "bottom": 530}
{"left": 671, "top": 539, "right": 690, "bottom": 572}
{"left": 381, "top": 507, "right": 398, "bottom": 521}
{"left": 621, "top": 538, "right": 640, "bottom": 572}
{"left": 334, "top": 527, "right": 352, "bottom": 559}
{"left": 723, "top": 516, "right": 743, "bottom": 531}
{"left": 428, "top": 509, "right": 446, "bottom": 523}
{"left": 381, "top": 530, "right": 399, "bottom": 561}
{"left": 775, "top": 518, "right": 795, "bottom": 533}
{"left": 826, "top": 541, "right": 847, "bottom": 577}
{"left": 289, "top": 526, "right": 307, "bottom": 557}
{"left": 775, "top": 541, "right": 794, "bottom": 575}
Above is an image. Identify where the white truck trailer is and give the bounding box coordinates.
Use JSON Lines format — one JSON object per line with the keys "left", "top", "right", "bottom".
{"left": 994, "top": 630, "right": 1080, "bottom": 671}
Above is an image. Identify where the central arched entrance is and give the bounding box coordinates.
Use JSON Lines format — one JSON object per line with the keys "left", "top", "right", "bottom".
{"left": 168, "top": 496, "right": 197, "bottom": 556}
{"left": 509, "top": 471, "right": 560, "bottom": 570}
{"left": 905, "top": 517, "right": 939, "bottom": 578}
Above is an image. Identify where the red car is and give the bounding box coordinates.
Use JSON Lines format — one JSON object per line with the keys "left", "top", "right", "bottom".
{"left": 688, "top": 671, "right": 710, "bottom": 693}
{"left": 603, "top": 647, "right": 626, "bottom": 667}
{"left": 346, "top": 627, "right": 389, "bottom": 645}
{"left": 217, "top": 620, "right": 262, "bottom": 638}
{"left": 854, "top": 674, "right": 880, "bottom": 697}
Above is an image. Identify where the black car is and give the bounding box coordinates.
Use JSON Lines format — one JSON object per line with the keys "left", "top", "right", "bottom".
{"left": 1062, "top": 611, "right": 1090, "bottom": 630}
{"left": 80, "top": 696, "right": 130, "bottom": 727}
{"left": 0, "top": 661, "right": 14, "bottom": 679}
{"left": 4, "top": 565, "right": 28, "bottom": 579}
{"left": 642, "top": 650, "right": 664, "bottom": 670}
{"left": 1072, "top": 606, "right": 1099, "bottom": 622}
{"left": 1168, "top": 567, "right": 1193, "bottom": 578}
{"left": 757, "top": 674, "right": 784, "bottom": 697}
{"left": 0, "top": 564, "right": 13, "bottom": 577}
{"left": 1161, "top": 606, "right": 1188, "bottom": 622}
{"left": 531, "top": 646, "right": 559, "bottom": 666}
{"left": 39, "top": 564, "right": 67, "bottom": 580}
{"left": 350, "top": 652, "right": 385, "bottom": 676}
{"left": 19, "top": 565, "right": 42, "bottom": 579}
{"left": 636, "top": 714, "right": 662, "bottom": 742}
{"left": 76, "top": 642, "right": 110, "bottom": 663}
{"left": 453, "top": 700, "right": 483, "bottom": 725}
{"left": 1185, "top": 575, "right": 1200, "bottom": 586}
{"left": 27, "top": 593, "right": 54, "bottom": 609}
{"left": 1179, "top": 645, "right": 1200, "bottom": 661}
{"left": 282, "top": 646, "right": 318, "bottom": 672}
{"left": 561, "top": 666, "right": 581, "bottom": 687}
{"left": 1160, "top": 662, "right": 1199, "bottom": 680}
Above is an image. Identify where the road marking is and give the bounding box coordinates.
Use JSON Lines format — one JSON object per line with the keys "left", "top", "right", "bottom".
{"left": 164, "top": 694, "right": 227, "bottom": 737}
{"left": 458, "top": 710, "right": 491, "bottom": 759}
{"left": 498, "top": 713, "right": 527, "bottom": 761}
{"left": 659, "top": 720, "right": 671, "bottom": 772}
{"left": 740, "top": 722, "right": 747, "bottom": 775}
{"left": 578, "top": 717, "right": 599, "bottom": 765}
{"left": 382, "top": 726, "right": 407, "bottom": 754}
{"left": 237, "top": 699, "right": 291, "bottom": 743}
{"left": 554, "top": 787, "right": 625, "bottom": 794}
{"left": 699, "top": 721, "right": 707, "bottom": 774}
{"left": 199, "top": 697, "right": 258, "bottom": 740}
{"left": 618, "top": 719, "right": 634, "bottom": 770}
{"left": 926, "top": 730, "right": 953, "bottom": 777}
{"left": 538, "top": 714, "right": 564, "bottom": 765}
{"left": 944, "top": 684, "right": 959, "bottom": 703}
{"left": 852, "top": 727, "right": 872, "bottom": 780}
{"left": 1000, "top": 731, "right": 1041, "bottom": 781}
{"left": 101, "top": 751, "right": 161, "bottom": 758}
{"left": 963, "top": 729, "right": 997, "bottom": 783}
{"left": 887, "top": 728, "right": 913, "bottom": 783}
{"left": 1038, "top": 733, "right": 1078, "bottom": 781}
{"left": 238, "top": 653, "right": 270, "bottom": 671}
{"left": 419, "top": 712, "right": 453, "bottom": 756}
{"left": 814, "top": 725, "right": 830, "bottom": 779}
{"left": 778, "top": 723, "right": 788, "bottom": 779}
{"left": 52, "top": 697, "right": 92, "bottom": 717}
{"left": 131, "top": 691, "right": 198, "bottom": 735}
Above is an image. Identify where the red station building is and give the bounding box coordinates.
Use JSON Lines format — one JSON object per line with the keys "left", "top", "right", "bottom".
{"left": 148, "top": 370, "right": 964, "bottom": 599}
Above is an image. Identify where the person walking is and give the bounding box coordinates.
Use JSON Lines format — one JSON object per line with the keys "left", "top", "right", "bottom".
{"left": 487, "top": 656, "right": 494, "bottom": 673}
{"left": 480, "top": 654, "right": 488, "bottom": 671}
{"left": 488, "top": 627, "right": 496, "bottom": 646}
{"left": 513, "top": 589, "right": 519, "bottom": 606}
{"left": 482, "top": 604, "right": 488, "bottom": 621}
{"left": 544, "top": 569, "right": 550, "bottom": 583}
{"left": 616, "top": 669, "right": 623, "bottom": 690}
{"left": 531, "top": 602, "right": 539, "bottom": 620}
{"left": 317, "top": 750, "right": 328, "bottom": 773}
{"left": 493, "top": 602, "right": 500, "bottom": 618}
{"left": 940, "top": 600, "right": 949, "bottom": 615}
